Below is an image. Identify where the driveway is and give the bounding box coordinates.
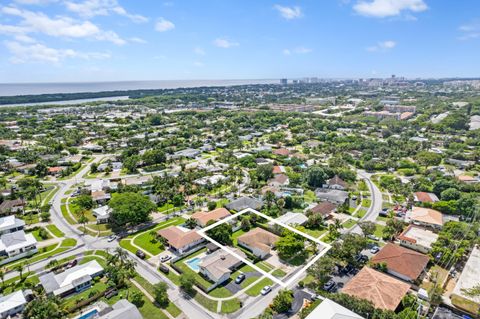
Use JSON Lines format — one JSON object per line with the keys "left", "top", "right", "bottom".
{"left": 224, "top": 271, "right": 262, "bottom": 294}
{"left": 272, "top": 289, "right": 313, "bottom": 319}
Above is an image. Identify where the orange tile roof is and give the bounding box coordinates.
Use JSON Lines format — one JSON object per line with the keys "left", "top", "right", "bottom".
{"left": 191, "top": 207, "right": 231, "bottom": 226}
{"left": 371, "top": 243, "right": 429, "bottom": 280}
{"left": 157, "top": 226, "right": 202, "bottom": 250}
{"left": 273, "top": 148, "right": 290, "bottom": 156}
{"left": 237, "top": 228, "right": 279, "bottom": 255}
{"left": 311, "top": 201, "right": 337, "bottom": 216}
{"left": 409, "top": 207, "right": 443, "bottom": 226}
{"left": 413, "top": 192, "right": 438, "bottom": 203}
{"left": 342, "top": 267, "right": 410, "bottom": 311}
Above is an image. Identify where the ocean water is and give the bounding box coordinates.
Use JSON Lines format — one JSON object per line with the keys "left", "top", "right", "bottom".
{"left": 0, "top": 79, "right": 278, "bottom": 96}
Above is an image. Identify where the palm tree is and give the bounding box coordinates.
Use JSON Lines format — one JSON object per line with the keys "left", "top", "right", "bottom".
{"left": 15, "top": 264, "right": 23, "bottom": 280}
{"left": 78, "top": 212, "right": 89, "bottom": 235}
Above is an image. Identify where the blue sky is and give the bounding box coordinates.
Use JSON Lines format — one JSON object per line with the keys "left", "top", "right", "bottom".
{"left": 0, "top": 0, "right": 479, "bottom": 82}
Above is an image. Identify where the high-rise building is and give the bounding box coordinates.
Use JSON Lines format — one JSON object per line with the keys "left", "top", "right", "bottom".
{"left": 280, "top": 78, "right": 288, "bottom": 85}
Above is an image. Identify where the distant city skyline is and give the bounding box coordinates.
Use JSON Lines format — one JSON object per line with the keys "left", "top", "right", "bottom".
{"left": 0, "top": 0, "right": 480, "bottom": 83}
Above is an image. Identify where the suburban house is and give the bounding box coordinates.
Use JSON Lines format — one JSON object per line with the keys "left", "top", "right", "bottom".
{"left": 91, "top": 190, "right": 111, "bottom": 204}
{"left": 413, "top": 192, "right": 439, "bottom": 203}
{"left": 39, "top": 260, "right": 104, "bottom": 297}
{"left": 191, "top": 208, "right": 231, "bottom": 227}
{"left": 0, "top": 290, "right": 32, "bottom": 319}
{"left": 273, "top": 212, "right": 308, "bottom": 226}
{"left": 310, "top": 201, "right": 337, "bottom": 219}
{"left": 226, "top": 197, "right": 263, "bottom": 212}
{"left": 47, "top": 166, "right": 64, "bottom": 176}
{"left": 0, "top": 230, "right": 38, "bottom": 265}
{"left": 397, "top": 225, "right": 439, "bottom": 254}
{"left": 237, "top": 228, "right": 279, "bottom": 259}
{"left": 457, "top": 175, "right": 479, "bottom": 184}
{"left": 406, "top": 207, "right": 444, "bottom": 229}
{"left": 314, "top": 189, "right": 349, "bottom": 204}
{"left": 323, "top": 175, "right": 348, "bottom": 190}
{"left": 199, "top": 248, "right": 246, "bottom": 287}
{"left": 371, "top": 243, "right": 430, "bottom": 282}
{"left": 272, "top": 165, "right": 286, "bottom": 174}
{"left": 305, "top": 298, "right": 363, "bottom": 319}
{"left": 342, "top": 267, "right": 411, "bottom": 311}
{"left": 92, "top": 205, "right": 112, "bottom": 224}
{"left": 268, "top": 174, "right": 290, "bottom": 187}
{"left": 0, "top": 215, "right": 25, "bottom": 236}
{"left": 272, "top": 148, "right": 290, "bottom": 157}
{"left": 157, "top": 226, "right": 204, "bottom": 255}
{"left": 96, "top": 299, "right": 142, "bottom": 319}
{"left": 0, "top": 199, "right": 26, "bottom": 216}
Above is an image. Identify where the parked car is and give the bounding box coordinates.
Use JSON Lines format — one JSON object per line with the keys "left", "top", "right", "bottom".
{"left": 260, "top": 286, "right": 272, "bottom": 295}
{"left": 370, "top": 246, "right": 380, "bottom": 254}
{"left": 66, "top": 259, "right": 77, "bottom": 269}
{"left": 159, "top": 264, "right": 170, "bottom": 274}
{"left": 105, "top": 288, "right": 118, "bottom": 299}
{"left": 136, "top": 250, "right": 146, "bottom": 259}
{"left": 323, "top": 280, "right": 337, "bottom": 292}
{"left": 355, "top": 254, "right": 369, "bottom": 263}
{"left": 160, "top": 255, "right": 172, "bottom": 263}
{"left": 235, "top": 274, "right": 246, "bottom": 284}
{"left": 107, "top": 235, "right": 117, "bottom": 242}
{"left": 367, "top": 234, "right": 380, "bottom": 241}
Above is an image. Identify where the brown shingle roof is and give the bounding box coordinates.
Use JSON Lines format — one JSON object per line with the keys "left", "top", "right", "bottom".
{"left": 191, "top": 208, "right": 231, "bottom": 226}
{"left": 409, "top": 207, "right": 443, "bottom": 226}
{"left": 342, "top": 267, "right": 410, "bottom": 311}
{"left": 310, "top": 201, "right": 337, "bottom": 216}
{"left": 270, "top": 174, "right": 289, "bottom": 185}
{"left": 237, "top": 228, "right": 279, "bottom": 255}
{"left": 371, "top": 243, "right": 429, "bottom": 281}
{"left": 328, "top": 175, "right": 347, "bottom": 188}
{"left": 157, "top": 226, "right": 202, "bottom": 250}
{"left": 413, "top": 192, "right": 439, "bottom": 203}
{"left": 273, "top": 148, "right": 290, "bottom": 156}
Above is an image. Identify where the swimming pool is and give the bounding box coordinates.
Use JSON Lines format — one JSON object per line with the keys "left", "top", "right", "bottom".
{"left": 76, "top": 309, "right": 98, "bottom": 319}
{"left": 186, "top": 257, "right": 202, "bottom": 272}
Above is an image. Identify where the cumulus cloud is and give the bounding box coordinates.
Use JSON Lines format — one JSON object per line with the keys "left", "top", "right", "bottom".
{"left": 274, "top": 5, "right": 302, "bottom": 20}
{"left": 4, "top": 40, "right": 110, "bottom": 64}
{"left": 367, "top": 40, "right": 397, "bottom": 51}
{"left": 213, "top": 37, "right": 239, "bottom": 48}
{"left": 155, "top": 17, "right": 175, "bottom": 32}
{"left": 0, "top": 6, "right": 126, "bottom": 45}
{"left": 353, "top": 0, "right": 427, "bottom": 18}
{"left": 64, "top": 0, "right": 148, "bottom": 23}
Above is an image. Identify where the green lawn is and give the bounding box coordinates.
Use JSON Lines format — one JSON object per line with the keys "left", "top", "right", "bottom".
{"left": 304, "top": 190, "right": 316, "bottom": 203}
{"left": 194, "top": 292, "right": 218, "bottom": 312}
{"left": 46, "top": 224, "right": 65, "bottom": 237}
{"left": 245, "top": 277, "right": 273, "bottom": 296}
{"left": 29, "top": 228, "right": 52, "bottom": 241}
{"left": 361, "top": 199, "right": 372, "bottom": 208}
{"left": 221, "top": 298, "right": 241, "bottom": 314}
{"left": 255, "top": 261, "right": 275, "bottom": 272}
{"left": 119, "top": 239, "right": 137, "bottom": 254}
{"left": 208, "top": 286, "right": 233, "bottom": 298}
{"left": 272, "top": 269, "right": 287, "bottom": 278}
{"left": 231, "top": 229, "right": 246, "bottom": 245}
{"left": 133, "top": 275, "right": 182, "bottom": 317}
{"left": 301, "top": 227, "right": 327, "bottom": 238}
{"left": 342, "top": 219, "right": 357, "bottom": 229}
{"left": 355, "top": 209, "right": 367, "bottom": 218}
{"left": 132, "top": 217, "right": 185, "bottom": 256}
{"left": 240, "top": 276, "right": 260, "bottom": 288}
{"left": 374, "top": 224, "right": 385, "bottom": 238}
{"left": 61, "top": 204, "right": 77, "bottom": 225}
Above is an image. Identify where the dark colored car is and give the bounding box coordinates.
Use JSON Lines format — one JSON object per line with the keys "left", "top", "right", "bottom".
{"left": 235, "top": 274, "right": 246, "bottom": 284}
{"left": 159, "top": 264, "right": 170, "bottom": 274}
{"left": 136, "top": 250, "right": 146, "bottom": 259}
{"left": 66, "top": 259, "right": 77, "bottom": 268}
{"left": 323, "top": 280, "right": 336, "bottom": 292}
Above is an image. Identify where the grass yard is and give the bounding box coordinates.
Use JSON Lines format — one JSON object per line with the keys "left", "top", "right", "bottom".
{"left": 361, "top": 199, "right": 372, "bottom": 208}
{"left": 61, "top": 204, "right": 78, "bottom": 225}
{"left": 193, "top": 292, "right": 218, "bottom": 313}
{"left": 245, "top": 277, "right": 273, "bottom": 296}
{"left": 221, "top": 298, "right": 241, "bottom": 314}
{"left": 304, "top": 190, "right": 316, "bottom": 203}
{"left": 272, "top": 269, "right": 287, "bottom": 278}
{"left": 355, "top": 209, "right": 367, "bottom": 218}
{"left": 255, "top": 261, "right": 275, "bottom": 272}
{"left": 132, "top": 217, "right": 185, "bottom": 256}
{"left": 374, "top": 224, "right": 385, "bottom": 238}
{"left": 342, "top": 219, "right": 357, "bottom": 229}
{"left": 119, "top": 239, "right": 138, "bottom": 254}
{"left": 231, "top": 229, "right": 246, "bottom": 246}
{"left": 451, "top": 294, "right": 480, "bottom": 315}
{"left": 240, "top": 276, "right": 260, "bottom": 288}
{"left": 133, "top": 275, "right": 182, "bottom": 317}
{"left": 46, "top": 224, "right": 65, "bottom": 237}
{"left": 208, "top": 286, "right": 233, "bottom": 298}
{"left": 300, "top": 227, "right": 327, "bottom": 238}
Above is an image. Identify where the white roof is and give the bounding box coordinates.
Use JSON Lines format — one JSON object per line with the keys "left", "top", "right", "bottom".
{"left": 0, "top": 230, "right": 36, "bottom": 253}
{"left": 0, "top": 290, "right": 27, "bottom": 315}
{"left": 305, "top": 299, "right": 364, "bottom": 319}
{"left": 273, "top": 212, "right": 308, "bottom": 226}
{"left": 93, "top": 205, "right": 111, "bottom": 218}
{"left": 0, "top": 215, "right": 24, "bottom": 232}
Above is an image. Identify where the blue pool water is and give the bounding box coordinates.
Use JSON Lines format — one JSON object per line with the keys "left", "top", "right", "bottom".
{"left": 77, "top": 309, "right": 98, "bottom": 319}
{"left": 186, "top": 257, "right": 202, "bottom": 271}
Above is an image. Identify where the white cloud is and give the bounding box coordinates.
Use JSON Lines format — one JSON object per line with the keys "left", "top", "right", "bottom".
{"left": 14, "top": 0, "right": 58, "bottom": 4}
{"left": 155, "top": 17, "right": 175, "bottom": 32}
{"left": 129, "top": 37, "right": 146, "bottom": 44}
{"left": 4, "top": 40, "right": 110, "bottom": 64}
{"left": 194, "top": 47, "right": 205, "bottom": 55}
{"left": 353, "top": 0, "right": 427, "bottom": 18}
{"left": 274, "top": 5, "right": 302, "bottom": 20}
{"left": 64, "top": 0, "right": 148, "bottom": 23}
{"left": 1, "top": 6, "right": 126, "bottom": 45}
{"left": 458, "top": 22, "right": 480, "bottom": 40}
{"left": 283, "top": 46, "right": 312, "bottom": 55}
{"left": 367, "top": 40, "right": 396, "bottom": 51}
{"left": 213, "top": 37, "right": 239, "bottom": 48}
